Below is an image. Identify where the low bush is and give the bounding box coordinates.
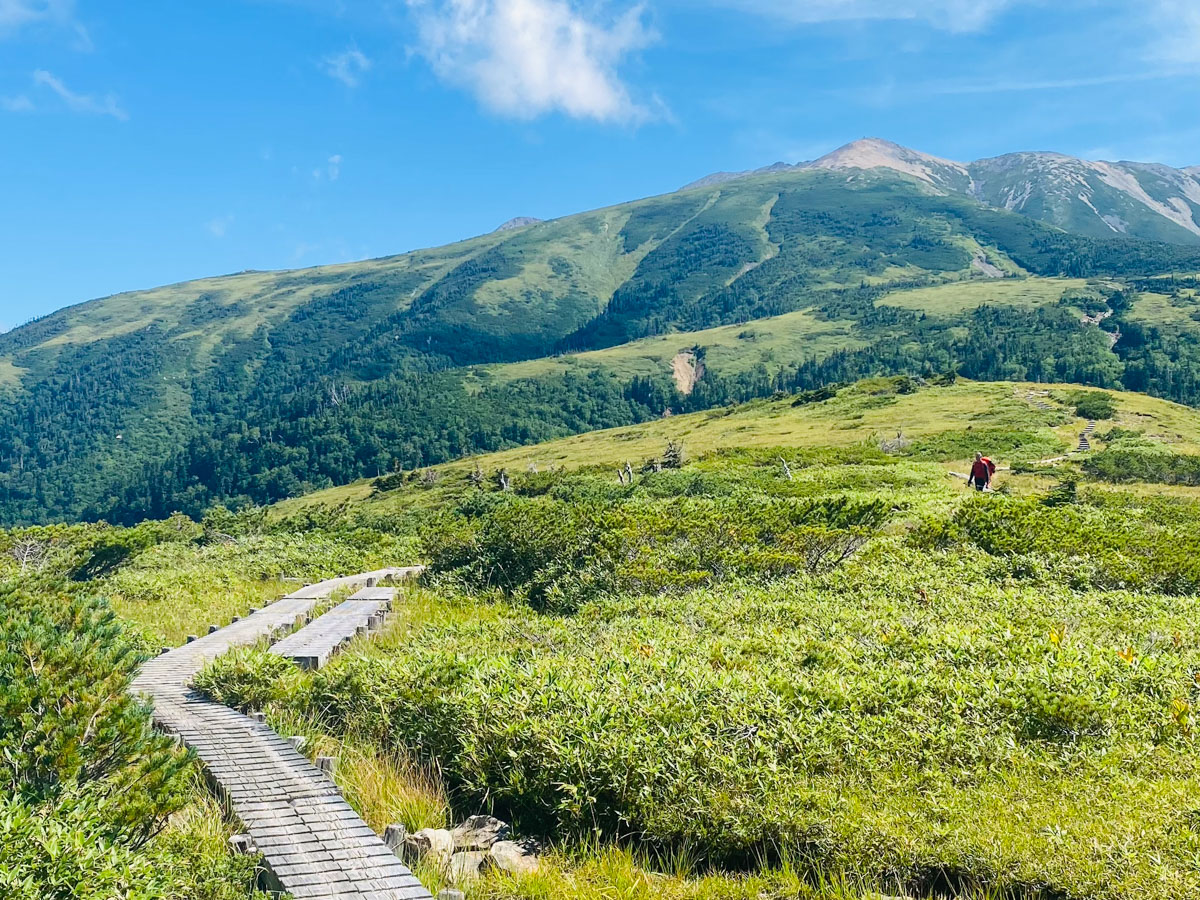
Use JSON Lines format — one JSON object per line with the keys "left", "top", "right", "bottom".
{"left": 0, "top": 580, "right": 270, "bottom": 899}
{"left": 192, "top": 647, "right": 302, "bottom": 711}
{"left": 1065, "top": 389, "right": 1117, "bottom": 420}
{"left": 425, "top": 494, "right": 886, "bottom": 611}
{"left": 908, "top": 428, "right": 1062, "bottom": 463}
{"left": 909, "top": 494, "right": 1200, "bottom": 593}
{"left": 1083, "top": 446, "right": 1200, "bottom": 486}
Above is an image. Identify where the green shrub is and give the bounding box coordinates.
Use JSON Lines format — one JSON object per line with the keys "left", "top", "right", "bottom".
{"left": 0, "top": 792, "right": 272, "bottom": 900}
{"left": 1084, "top": 447, "right": 1200, "bottom": 486}
{"left": 0, "top": 795, "right": 163, "bottom": 900}
{"left": 908, "top": 428, "right": 1062, "bottom": 463}
{"left": 0, "top": 586, "right": 191, "bottom": 843}
{"left": 425, "top": 494, "right": 886, "bottom": 611}
{"left": 792, "top": 384, "right": 839, "bottom": 406}
{"left": 193, "top": 647, "right": 302, "bottom": 711}
{"left": 1065, "top": 389, "right": 1117, "bottom": 420}
{"left": 908, "top": 494, "right": 1200, "bottom": 593}
{"left": 1040, "top": 477, "right": 1078, "bottom": 507}
{"left": 1096, "top": 426, "right": 1145, "bottom": 444}
{"left": 0, "top": 582, "right": 218, "bottom": 899}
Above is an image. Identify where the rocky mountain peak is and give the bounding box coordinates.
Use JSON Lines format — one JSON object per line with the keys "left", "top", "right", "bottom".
{"left": 495, "top": 217, "right": 543, "bottom": 232}
{"left": 807, "top": 138, "right": 968, "bottom": 185}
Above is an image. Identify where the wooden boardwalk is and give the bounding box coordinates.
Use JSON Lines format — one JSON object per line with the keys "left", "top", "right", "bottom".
{"left": 1071, "top": 420, "right": 1098, "bottom": 454}
{"left": 270, "top": 587, "right": 396, "bottom": 670}
{"left": 132, "top": 568, "right": 431, "bottom": 900}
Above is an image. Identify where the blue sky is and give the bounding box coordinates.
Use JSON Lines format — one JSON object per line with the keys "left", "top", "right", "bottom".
{"left": 2, "top": 0, "right": 1198, "bottom": 327}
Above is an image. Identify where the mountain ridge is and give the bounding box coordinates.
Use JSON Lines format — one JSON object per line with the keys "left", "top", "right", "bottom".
{"left": 686, "top": 138, "right": 1200, "bottom": 244}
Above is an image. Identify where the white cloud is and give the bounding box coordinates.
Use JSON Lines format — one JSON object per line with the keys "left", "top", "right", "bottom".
{"left": 322, "top": 47, "right": 372, "bottom": 86}
{"left": 32, "top": 69, "right": 126, "bottom": 119}
{"left": 1, "top": 94, "right": 33, "bottom": 111}
{"left": 711, "top": 0, "right": 1030, "bottom": 32}
{"left": 328, "top": 154, "right": 343, "bottom": 180}
{"left": 407, "top": 0, "right": 654, "bottom": 122}
{"left": 207, "top": 215, "right": 234, "bottom": 238}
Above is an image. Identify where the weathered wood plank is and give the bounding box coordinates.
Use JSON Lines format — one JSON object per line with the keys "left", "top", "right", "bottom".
{"left": 269, "top": 597, "right": 390, "bottom": 669}
{"left": 131, "top": 569, "right": 430, "bottom": 900}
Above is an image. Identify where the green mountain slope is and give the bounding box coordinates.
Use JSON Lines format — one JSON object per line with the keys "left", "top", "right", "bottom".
{"left": 5, "top": 165, "right": 1200, "bottom": 526}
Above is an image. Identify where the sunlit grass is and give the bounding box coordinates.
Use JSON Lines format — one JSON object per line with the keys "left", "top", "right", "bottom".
{"left": 104, "top": 533, "right": 418, "bottom": 645}
{"left": 465, "top": 844, "right": 1011, "bottom": 900}
{"left": 275, "top": 378, "right": 1200, "bottom": 518}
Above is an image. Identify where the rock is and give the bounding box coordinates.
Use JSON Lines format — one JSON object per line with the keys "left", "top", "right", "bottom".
{"left": 449, "top": 850, "right": 489, "bottom": 885}
{"left": 486, "top": 839, "right": 539, "bottom": 876}
{"left": 451, "top": 814, "right": 510, "bottom": 850}
{"left": 403, "top": 828, "right": 454, "bottom": 867}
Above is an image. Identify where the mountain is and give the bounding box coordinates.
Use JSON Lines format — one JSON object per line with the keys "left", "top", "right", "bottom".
{"left": 968, "top": 152, "right": 1200, "bottom": 244}
{"left": 680, "top": 161, "right": 800, "bottom": 190}
{"left": 5, "top": 158, "right": 1200, "bottom": 526}
{"left": 809, "top": 138, "right": 974, "bottom": 194}
{"left": 689, "top": 138, "right": 1200, "bottom": 245}
{"left": 495, "top": 216, "right": 543, "bottom": 232}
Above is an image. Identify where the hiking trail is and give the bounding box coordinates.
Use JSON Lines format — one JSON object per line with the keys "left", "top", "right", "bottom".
{"left": 131, "top": 569, "right": 430, "bottom": 900}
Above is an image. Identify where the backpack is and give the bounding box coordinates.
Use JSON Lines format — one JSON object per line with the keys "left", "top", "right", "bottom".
{"left": 982, "top": 457, "right": 996, "bottom": 476}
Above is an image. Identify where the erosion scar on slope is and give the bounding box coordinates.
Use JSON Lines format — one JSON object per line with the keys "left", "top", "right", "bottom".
{"left": 672, "top": 349, "right": 705, "bottom": 394}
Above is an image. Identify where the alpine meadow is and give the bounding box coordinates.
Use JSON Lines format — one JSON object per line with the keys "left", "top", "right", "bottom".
{"left": 7, "top": 11, "right": 1200, "bottom": 895}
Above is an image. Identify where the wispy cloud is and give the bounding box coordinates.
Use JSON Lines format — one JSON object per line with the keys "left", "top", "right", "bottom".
{"left": 0, "top": 0, "right": 68, "bottom": 31}
{"left": 0, "top": 0, "right": 90, "bottom": 47}
{"left": 32, "top": 69, "right": 127, "bottom": 119}
{"left": 206, "top": 215, "right": 234, "bottom": 238}
{"left": 322, "top": 46, "right": 372, "bottom": 86}
{"left": 1153, "top": 0, "right": 1200, "bottom": 66}
{"left": 713, "top": 0, "right": 1030, "bottom": 33}
{"left": 904, "top": 69, "right": 1183, "bottom": 98}
{"left": 407, "top": 0, "right": 655, "bottom": 122}
{"left": 327, "top": 154, "right": 343, "bottom": 180}
{"left": 1, "top": 93, "right": 33, "bottom": 111}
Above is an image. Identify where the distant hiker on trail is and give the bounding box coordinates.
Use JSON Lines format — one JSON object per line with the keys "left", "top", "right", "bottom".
{"left": 968, "top": 452, "right": 996, "bottom": 492}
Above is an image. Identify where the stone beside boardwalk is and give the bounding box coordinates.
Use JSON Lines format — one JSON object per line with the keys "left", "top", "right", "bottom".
{"left": 131, "top": 568, "right": 431, "bottom": 900}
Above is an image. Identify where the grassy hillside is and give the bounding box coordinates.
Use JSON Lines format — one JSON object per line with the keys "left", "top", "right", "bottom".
{"left": 482, "top": 279, "right": 1112, "bottom": 393}
{"left": 478, "top": 307, "right": 868, "bottom": 389}
{"left": 873, "top": 277, "right": 1090, "bottom": 314}
{"left": 12, "top": 378, "right": 1200, "bottom": 899}
{"left": 6, "top": 166, "right": 1200, "bottom": 527}
{"left": 274, "top": 376, "right": 1200, "bottom": 515}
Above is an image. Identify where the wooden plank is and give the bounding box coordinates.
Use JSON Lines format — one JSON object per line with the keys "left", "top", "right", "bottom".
{"left": 131, "top": 570, "right": 431, "bottom": 900}
{"left": 269, "top": 598, "right": 388, "bottom": 670}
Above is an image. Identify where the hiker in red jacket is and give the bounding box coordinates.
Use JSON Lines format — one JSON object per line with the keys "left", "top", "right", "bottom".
{"left": 968, "top": 451, "right": 996, "bottom": 491}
